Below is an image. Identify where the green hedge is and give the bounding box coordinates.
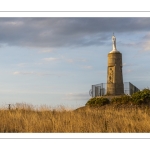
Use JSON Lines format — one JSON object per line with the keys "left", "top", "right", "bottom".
{"left": 85, "top": 97, "right": 110, "bottom": 107}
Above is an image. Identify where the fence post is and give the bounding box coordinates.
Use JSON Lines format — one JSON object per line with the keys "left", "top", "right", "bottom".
{"left": 8, "top": 104, "right": 11, "bottom": 110}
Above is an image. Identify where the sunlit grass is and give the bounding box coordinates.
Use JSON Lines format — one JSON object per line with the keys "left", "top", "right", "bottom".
{"left": 0, "top": 103, "right": 150, "bottom": 132}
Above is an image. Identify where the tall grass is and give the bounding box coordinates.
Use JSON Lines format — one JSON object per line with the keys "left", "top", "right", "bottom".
{"left": 1, "top": 103, "right": 150, "bottom": 132}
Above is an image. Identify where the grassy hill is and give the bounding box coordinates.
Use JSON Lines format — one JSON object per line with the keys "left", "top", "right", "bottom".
{"left": 0, "top": 103, "right": 150, "bottom": 132}
{"left": 0, "top": 89, "right": 150, "bottom": 132}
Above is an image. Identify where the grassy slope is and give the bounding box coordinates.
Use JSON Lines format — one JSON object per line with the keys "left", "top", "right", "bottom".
{"left": 1, "top": 104, "right": 150, "bottom": 132}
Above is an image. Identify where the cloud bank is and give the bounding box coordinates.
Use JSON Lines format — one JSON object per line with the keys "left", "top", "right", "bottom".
{"left": 0, "top": 18, "right": 150, "bottom": 49}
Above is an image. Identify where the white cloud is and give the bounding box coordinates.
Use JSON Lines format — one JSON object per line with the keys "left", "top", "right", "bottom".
{"left": 121, "top": 42, "right": 137, "bottom": 47}
{"left": 66, "top": 58, "right": 86, "bottom": 63}
{"left": 13, "top": 71, "right": 65, "bottom": 77}
{"left": 140, "top": 32, "right": 150, "bottom": 51}
{"left": 123, "top": 63, "right": 135, "bottom": 67}
{"left": 13, "top": 71, "right": 20, "bottom": 75}
{"left": 38, "top": 49, "right": 53, "bottom": 53}
{"left": 4, "top": 21, "right": 23, "bottom": 26}
{"left": 0, "top": 89, "right": 61, "bottom": 95}
{"left": 66, "top": 59, "right": 74, "bottom": 63}
{"left": 124, "top": 69, "right": 132, "bottom": 74}
{"left": 63, "top": 92, "right": 90, "bottom": 101}
{"left": 43, "top": 57, "right": 59, "bottom": 62}
{"left": 13, "top": 71, "right": 34, "bottom": 75}
{"left": 42, "top": 57, "right": 87, "bottom": 64}
{"left": 142, "top": 41, "right": 150, "bottom": 51}
{"left": 16, "top": 62, "right": 44, "bottom": 68}
{"left": 127, "top": 69, "right": 132, "bottom": 73}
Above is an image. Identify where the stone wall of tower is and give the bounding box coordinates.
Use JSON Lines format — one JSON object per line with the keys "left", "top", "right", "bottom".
{"left": 107, "top": 51, "right": 124, "bottom": 95}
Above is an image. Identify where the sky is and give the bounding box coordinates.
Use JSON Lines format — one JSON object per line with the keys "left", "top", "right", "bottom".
{"left": 0, "top": 17, "right": 150, "bottom": 109}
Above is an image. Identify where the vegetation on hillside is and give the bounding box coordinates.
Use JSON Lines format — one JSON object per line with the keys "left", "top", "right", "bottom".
{"left": 86, "top": 88, "right": 150, "bottom": 107}
{"left": 132, "top": 88, "right": 150, "bottom": 105}
{"left": 85, "top": 97, "right": 110, "bottom": 107}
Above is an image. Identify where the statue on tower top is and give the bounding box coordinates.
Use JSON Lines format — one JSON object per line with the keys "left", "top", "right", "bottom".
{"left": 112, "top": 34, "right": 117, "bottom": 51}
{"left": 109, "top": 34, "right": 120, "bottom": 53}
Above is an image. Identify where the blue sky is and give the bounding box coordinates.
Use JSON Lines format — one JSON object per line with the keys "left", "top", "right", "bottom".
{"left": 0, "top": 17, "right": 150, "bottom": 109}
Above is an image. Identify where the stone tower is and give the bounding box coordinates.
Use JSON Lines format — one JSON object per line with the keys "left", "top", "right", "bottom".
{"left": 107, "top": 35, "right": 124, "bottom": 95}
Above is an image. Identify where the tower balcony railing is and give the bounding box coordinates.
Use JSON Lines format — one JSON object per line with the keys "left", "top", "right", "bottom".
{"left": 89, "top": 82, "right": 140, "bottom": 97}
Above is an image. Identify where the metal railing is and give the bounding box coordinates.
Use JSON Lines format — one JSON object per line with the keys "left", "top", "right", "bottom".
{"left": 89, "top": 82, "right": 140, "bottom": 97}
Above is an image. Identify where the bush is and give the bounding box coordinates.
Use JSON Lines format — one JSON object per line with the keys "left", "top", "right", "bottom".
{"left": 85, "top": 97, "right": 110, "bottom": 107}
{"left": 111, "top": 97, "right": 122, "bottom": 104}
{"left": 131, "top": 88, "right": 150, "bottom": 105}
{"left": 111, "top": 95, "right": 132, "bottom": 105}
{"left": 86, "top": 89, "right": 150, "bottom": 107}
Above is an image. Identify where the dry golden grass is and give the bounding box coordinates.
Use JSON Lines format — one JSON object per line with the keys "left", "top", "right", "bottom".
{"left": 1, "top": 103, "right": 150, "bottom": 132}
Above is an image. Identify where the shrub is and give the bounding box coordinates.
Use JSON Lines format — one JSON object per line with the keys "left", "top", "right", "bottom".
{"left": 111, "top": 97, "right": 122, "bottom": 104}
{"left": 111, "top": 95, "right": 132, "bottom": 105}
{"left": 132, "top": 88, "right": 150, "bottom": 105}
{"left": 85, "top": 97, "right": 110, "bottom": 107}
